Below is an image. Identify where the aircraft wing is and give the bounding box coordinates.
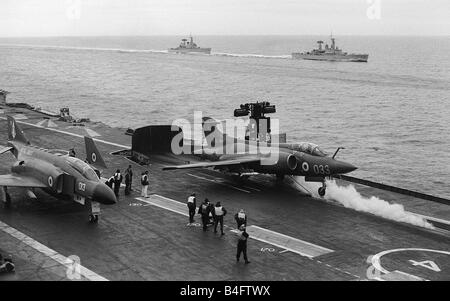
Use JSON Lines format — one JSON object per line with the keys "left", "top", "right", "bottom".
{"left": 0, "top": 174, "right": 47, "bottom": 188}
{"left": 162, "top": 156, "right": 260, "bottom": 170}
{"left": 0, "top": 146, "right": 13, "bottom": 155}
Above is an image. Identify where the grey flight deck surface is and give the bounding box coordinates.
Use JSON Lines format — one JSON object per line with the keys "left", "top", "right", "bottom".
{"left": 0, "top": 106, "right": 449, "bottom": 281}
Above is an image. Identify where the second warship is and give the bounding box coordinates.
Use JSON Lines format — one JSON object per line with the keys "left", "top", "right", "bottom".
{"left": 168, "top": 36, "right": 211, "bottom": 54}
{"left": 292, "top": 36, "right": 368, "bottom": 62}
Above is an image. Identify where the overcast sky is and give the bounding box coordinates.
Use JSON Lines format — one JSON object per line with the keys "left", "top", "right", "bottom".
{"left": 0, "top": 0, "right": 449, "bottom": 37}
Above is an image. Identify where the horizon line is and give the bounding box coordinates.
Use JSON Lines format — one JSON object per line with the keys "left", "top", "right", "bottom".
{"left": 0, "top": 34, "right": 449, "bottom": 38}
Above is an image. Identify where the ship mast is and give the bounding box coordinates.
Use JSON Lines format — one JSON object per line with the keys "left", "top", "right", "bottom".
{"left": 330, "top": 32, "right": 335, "bottom": 50}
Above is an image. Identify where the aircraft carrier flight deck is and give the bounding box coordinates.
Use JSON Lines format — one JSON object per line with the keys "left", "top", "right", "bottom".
{"left": 0, "top": 103, "right": 449, "bottom": 281}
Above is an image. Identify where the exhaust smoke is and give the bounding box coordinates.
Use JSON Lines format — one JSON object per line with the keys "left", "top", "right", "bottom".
{"left": 296, "top": 177, "right": 434, "bottom": 229}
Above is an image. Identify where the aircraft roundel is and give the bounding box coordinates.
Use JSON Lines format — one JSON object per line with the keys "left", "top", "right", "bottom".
{"left": 91, "top": 153, "right": 97, "bottom": 162}
{"left": 301, "top": 162, "right": 309, "bottom": 172}
{"left": 48, "top": 176, "right": 53, "bottom": 187}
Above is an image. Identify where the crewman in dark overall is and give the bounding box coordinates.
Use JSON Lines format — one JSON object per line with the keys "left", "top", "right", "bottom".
{"left": 198, "top": 199, "right": 211, "bottom": 232}
{"left": 187, "top": 193, "right": 197, "bottom": 224}
{"left": 236, "top": 225, "right": 250, "bottom": 264}
{"left": 207, "top": 200, "right": 215, "bottom": 225}
{"left": 234, "top": 209, "right": 247, "bottom": 229}
{"left": 69, "top": 148, "right": 76, "bottom": 157}
{"left": 124, "top": 172, "right": 130, "bottom": 195}
{"left": 213, "top": 201, "right": 227, "bottom": 235}
{"left": 113, "top": 169, "right": 123, "bottom": 198}
{"left": 125, "top": 165, "right": 133, "bottom": 195}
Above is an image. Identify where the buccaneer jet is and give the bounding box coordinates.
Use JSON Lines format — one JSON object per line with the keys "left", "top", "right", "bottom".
{"left": 0, "top": 116, "right": 116, "bottom": 222}
{"left": 162, "top": 118, "right": 357, "bottom": 196}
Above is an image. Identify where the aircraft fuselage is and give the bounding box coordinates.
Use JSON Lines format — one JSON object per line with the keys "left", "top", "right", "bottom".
{"left": 8, "top": 140, "right": 116, "bottom": 206}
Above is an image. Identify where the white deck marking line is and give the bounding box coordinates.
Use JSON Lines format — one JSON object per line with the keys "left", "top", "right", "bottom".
{"left": 35, "top": 119, "right": 47, "bottom": 127}
{"left": 0, "top": 220, "right": 108, "bottom": 281}
{"left": 231, "top": 226, "right": 333, "bottom": 259}
{"left": 47, "top": 120, "right": 58, "bottom": 128}
{"left": 12, "top": 114, "right": 28, "bottom": 120}
{"left": 0, "top": 117, "right": 130, "bottom": 149}
{"left": 136, "top": 196, "right": 189, "bottom": 217}
{"left": 187, "top": 173, "right": 251, "bottom": 193}
{"left": 85, "top": 128, "right": 101, "bottom": 137}
{"left": 250, "top": 225, "right": 334, "bottom": 254}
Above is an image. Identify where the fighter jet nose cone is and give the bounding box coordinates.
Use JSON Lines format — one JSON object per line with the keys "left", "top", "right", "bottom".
{"left": 93, "top": 184, "right": 117, "bottom": 205}
{"left": 346, "top": 163, "right": 358, "bottom": 173}
{"left": 335, "top": 161, "right": 357, "bottom": 174}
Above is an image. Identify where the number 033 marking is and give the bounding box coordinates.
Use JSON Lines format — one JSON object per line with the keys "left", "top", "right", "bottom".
{"left": 313, "top": 165, "right": 330, "bottom": 175}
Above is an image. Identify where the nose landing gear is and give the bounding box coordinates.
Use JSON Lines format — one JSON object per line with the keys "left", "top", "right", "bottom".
{"left": 89, "top": 201, "right": 100, "bottom": 223}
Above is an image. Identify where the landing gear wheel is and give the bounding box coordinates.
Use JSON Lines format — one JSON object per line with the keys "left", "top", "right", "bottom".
{"left": 89, "top": 214, "right": 99, "bottom": 223}
{"left": 318, "top": 187, "right": 326, "bottom": 197}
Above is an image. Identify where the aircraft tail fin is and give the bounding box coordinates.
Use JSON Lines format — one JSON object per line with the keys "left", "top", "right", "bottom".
{"left": 7, "top": 115, "right": 30, "bottom": 145}
{"left": 84, "top": 136, "right": 107, "bottom": 169}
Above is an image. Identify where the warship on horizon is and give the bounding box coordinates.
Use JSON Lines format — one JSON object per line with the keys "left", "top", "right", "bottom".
{"left": 168, "top": 36, "right": 211, "bottom": 54}
{"left": 292, "top": 36, "right": 368, "bottom": 62}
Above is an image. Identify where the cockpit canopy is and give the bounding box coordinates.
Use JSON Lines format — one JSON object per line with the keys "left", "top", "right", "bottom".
{"left": 290, "top": 142, "right": 327, "bottom": 157}
{"left": 66, "top": 157, "right": 99, "bottom": 181}
{"left": 47, "top": 149, "right": 70, "bottom": 156}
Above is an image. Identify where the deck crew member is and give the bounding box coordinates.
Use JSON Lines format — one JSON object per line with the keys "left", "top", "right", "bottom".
{"left": 69, "top": 148, "right": 76, "bottom": 157}
{"left": 198, "top": 199, "right": 211, "bottom": 232}
{"left": 187, "top": 193, "right": 197, "bottom": 224}
{"left": 234, "top": 209, "right": 247, "bottom": 229}
{"left": 124, "top": 165, "right": 133, "bottom": 195}
{"left": 207, "top": 200, "right": 215, "bottom": 225}
{"left": 213, "top": 202, "right": 227, "bottom": 235}
{"left": 236, "top": 225, "right": 250, "bottom": 264}
{"left": 140, "top": 171, "right": 149, "bottom": 198}
{"left": 113, "top": 169, "right": 123, "bottom": 197}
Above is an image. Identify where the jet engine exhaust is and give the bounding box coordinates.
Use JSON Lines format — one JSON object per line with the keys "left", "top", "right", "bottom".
{"left": 286, "top": 154, "right": 298, "bottom": 171}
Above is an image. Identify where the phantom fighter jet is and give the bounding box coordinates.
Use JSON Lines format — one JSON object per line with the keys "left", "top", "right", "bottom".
{"left": 162, "top": 116, "right": 357, "bottom": 197}
{"left": 0, "top": 116, "right": 116, "bottom": 222}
